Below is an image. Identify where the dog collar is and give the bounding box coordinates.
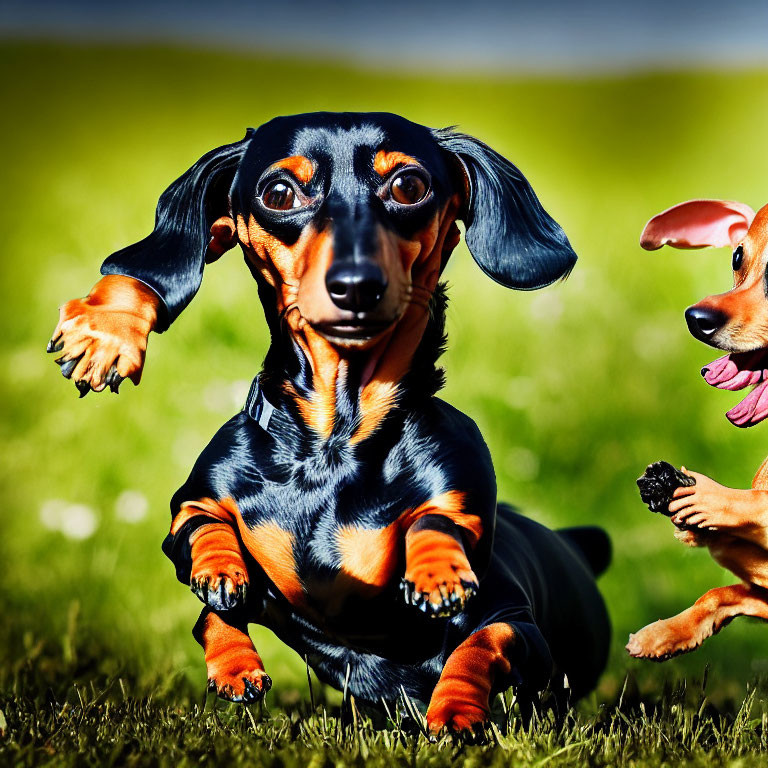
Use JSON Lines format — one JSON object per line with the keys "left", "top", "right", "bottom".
{"left": 244, "top": 378, "right": 276, "bottom": 432}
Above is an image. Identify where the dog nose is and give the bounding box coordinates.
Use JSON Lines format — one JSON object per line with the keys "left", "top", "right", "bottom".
{"left": 685, "top": 306, "right": 727, "bottom": 341}
{"left": 326, "top": 262, "right": 387, "bottom": 312}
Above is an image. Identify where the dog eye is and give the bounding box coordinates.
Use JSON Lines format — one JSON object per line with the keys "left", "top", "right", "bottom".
{"left": 390, "top": 171, "right": 429, "bottom": 205}
{"left": 732, "top": 245, "right": 744, "bottom": 271}
{"left": 262, "top": 181, "right": 298, "bottom": 211}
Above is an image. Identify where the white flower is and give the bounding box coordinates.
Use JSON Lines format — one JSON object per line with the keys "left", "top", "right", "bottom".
{"left": 115, "top": 490, "right": 149, "bottom": 523}
{"left": 41, "top": 499, "right": 98, "bottom": 540}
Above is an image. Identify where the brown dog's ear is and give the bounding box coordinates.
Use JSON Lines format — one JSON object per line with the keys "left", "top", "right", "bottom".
{"left": 640, "top": 199, "right": 756, "bottom": 251}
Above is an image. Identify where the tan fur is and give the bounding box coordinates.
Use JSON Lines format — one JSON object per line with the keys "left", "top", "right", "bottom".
{"left": 175, "top": 492, "right": 480, "bottom": 621}
{"left": 628, "top": 204, "right": 768, "bottom": 660}
{"left": 198, "top": 611, "right": 270, "bottom": 700}
{"left": 50, "top": 274, "right": 159, "bottom": 391}
{"left": 237, "top": 193, "right": 462, "bottom": 440}
{"left": 426, "top": 623, "right": 516, "bottom": 733}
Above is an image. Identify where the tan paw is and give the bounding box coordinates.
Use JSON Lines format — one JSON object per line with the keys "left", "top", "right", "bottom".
{"left": 47, "top": 276, "right": 157, "bottom": 396}
{"left": 191, "top": 563, "right": 249, "bottom": 612}
{"left": 426, "top": 696, "right": 488, "bottom": 735}
{"left": 403, "top": 529, "right": 478, "bottom": 617}
{"left": 626, "top": 619, "right": 702, "bottom": 661}
{"left": 208, "top": 666, "right": 272, "bottom": 703}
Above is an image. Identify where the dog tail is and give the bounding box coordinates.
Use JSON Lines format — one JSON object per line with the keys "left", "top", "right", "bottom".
{"left": 558, "top": 526, "right": 612, "bottom": 578}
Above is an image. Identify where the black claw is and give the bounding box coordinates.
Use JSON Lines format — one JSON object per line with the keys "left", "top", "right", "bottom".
{"left": 196, "top": 580, "right": 209, "bottom": 605}
{"left": 58, "top": 357, "right": 80, "bottom": 379}
{"left": 47, "top": 337, "right": 64, "bottom": 353}
{"left": 76, "top": 380, "right": 90, "bottom": 398}
{"left": 242, "top": 679, "right": 260, "bottom": 702}
{"left": 105, "top": 365, "right": 124, "bottom": 394}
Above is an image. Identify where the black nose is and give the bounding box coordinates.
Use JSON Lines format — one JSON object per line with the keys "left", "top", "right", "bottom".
{"left": 325, "top": 262, "right": 387, "bottom": 312}
{"left": 685, "top": 306, "right": 727, "bottom": 342}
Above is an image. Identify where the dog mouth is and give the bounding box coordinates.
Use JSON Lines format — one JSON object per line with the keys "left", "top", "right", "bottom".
{"left": 311, "top": 318, "right": 396, "bottom": 344}
{"left": 701, "top": 350, "right": 768, "bottom": 427}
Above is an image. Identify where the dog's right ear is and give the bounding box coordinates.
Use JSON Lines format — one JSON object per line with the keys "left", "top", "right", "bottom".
{"left": 100, "top": 129, "right": 255, "bottom": 331}
{"left": 432, "top": 128, "right": 577, "bottom": 290}
{"left": 640, "top": 199, "right": 756, "bottom": 251}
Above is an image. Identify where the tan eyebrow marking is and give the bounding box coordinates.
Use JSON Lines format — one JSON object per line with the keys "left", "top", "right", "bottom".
{"left": 374, "top": 150, "right": 421, "bottom": 177}
{"left": 271, "top": 155, "right": 316, "bottom": 184}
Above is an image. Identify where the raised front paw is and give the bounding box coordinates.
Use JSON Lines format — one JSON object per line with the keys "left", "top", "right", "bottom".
{"left": 209, "top": 664, "right": 272, "bottom": 703}
{"left": 47, "top": 276, "right": 156, "bottom": 396}
{"left": 626, "top": 618, "right": 702, "bottom": 661}
{"left": 400, "top": 564, "right": 478, "bottom": 618}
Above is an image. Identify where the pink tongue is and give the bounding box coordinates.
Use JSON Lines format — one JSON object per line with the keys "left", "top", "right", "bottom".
{"left": 702, "top": 353, "right": 764, "bottom": 389}
{"left": 701, "top": 352, "right": 768, "bottom": 428}
{"left": 727, "top": 379, "right": 768, "bottom": 427}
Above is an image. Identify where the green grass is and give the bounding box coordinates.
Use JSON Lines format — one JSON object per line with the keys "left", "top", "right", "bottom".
{"left": 3, "top": 40, "right": 768, "bottom": 764}
{"left": 3, "top": 645, "right": 768, "bottom": 767}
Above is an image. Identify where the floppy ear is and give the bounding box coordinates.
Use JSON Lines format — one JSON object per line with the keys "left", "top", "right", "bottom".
{"left": 100, "top": 129, "right": 254, "bottom": 331}
{"left": 640, "top": 199, "right": 756, "bottom": 251}
{"left": 432, "top": 129, "right": 577, "bottom": 290}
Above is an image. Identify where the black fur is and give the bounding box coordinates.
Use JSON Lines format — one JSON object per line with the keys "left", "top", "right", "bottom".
{"left": 101, "top": 129, "right": 254, "bottom": 330}
{"left": 97, "top": 113, "right": 608, "bottom": 709}
{"left": 637, "top": 461, "right": 696, "bottom": 527}
{"left": 432, "top": 128, "right": 577, "bottom": 290}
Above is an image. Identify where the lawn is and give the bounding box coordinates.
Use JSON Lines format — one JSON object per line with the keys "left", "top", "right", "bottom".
{"left": 2, "top": 41, "right": 768, "bottom": 765}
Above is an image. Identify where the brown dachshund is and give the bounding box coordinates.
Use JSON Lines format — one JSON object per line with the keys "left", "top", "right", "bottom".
{"left": 627, "top": 199, "right": 768, "bottom": 661}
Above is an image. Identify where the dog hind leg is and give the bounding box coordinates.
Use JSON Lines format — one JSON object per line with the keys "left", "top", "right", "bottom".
{"left": 425, "top": 623, "right": 516, "bottom": 734}
{"left": 193, "top": 608, "right": 272, "bottom": 703}
{"left": 626, "top": 583, "right": 768, "bottom": 660}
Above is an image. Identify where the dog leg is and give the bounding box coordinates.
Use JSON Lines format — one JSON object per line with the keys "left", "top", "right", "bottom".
{"left": 401, "top": 515, "right": 479, "bottom": 617}
{"left": 426, "top": 623, "right": 515, "bottom": 734}
{"left": 193, "top": 608, "right": 272, "bottom": 703}
{"left": 189, "top": 522, "right": 250, "bottom": 612}
{"left": 626, "top": 583, "right": 768, "bottom": 660}
{"left": 47, "top": 275, "right": 159, "bottom": 395}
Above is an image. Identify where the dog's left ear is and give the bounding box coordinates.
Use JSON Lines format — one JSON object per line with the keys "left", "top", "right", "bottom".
{"left": 433, "top": 129, "right": 577, "bottom": 290}
{"left": 101, "top": 129, "right": 255, "bottom": 331}
{"left": 640, "top": 199, "right": 756, "bottom": 251}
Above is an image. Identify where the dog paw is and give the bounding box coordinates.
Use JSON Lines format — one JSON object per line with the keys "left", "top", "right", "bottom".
{"left": 208, "top": 667, "right": 272, "bottom": 703}
{"left": 426, "top": 696, "right": 488, "bottom": 736}
{"left": 400, "top": 568, "right": 478, "bottom": 618}
{"left": 626, "top": 619, "right": 701, "bottom": 661}
{"left": 48, "top": 278, "right": 155, "bottom": 396}
{"left": 191, "top": 569, "right": 249, "bottom": 611}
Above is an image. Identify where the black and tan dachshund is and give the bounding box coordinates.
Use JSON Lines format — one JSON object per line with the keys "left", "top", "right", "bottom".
{"left": 48, "top": 112, "right": 610, "bottom": 733}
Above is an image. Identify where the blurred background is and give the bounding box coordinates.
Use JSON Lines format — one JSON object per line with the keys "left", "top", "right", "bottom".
{"left": 3, "top": 0, "right": 768, "bottom": 708}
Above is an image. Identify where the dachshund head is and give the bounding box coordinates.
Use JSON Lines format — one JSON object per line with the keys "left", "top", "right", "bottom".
{"left": 210, "top": 113, "right": 577, "bottom": 350}
{"left": 102, "top": 112, "right": 576, "bottom": 436}
{"left": 641, "top": 199, "right": 768, "bottom": 426}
